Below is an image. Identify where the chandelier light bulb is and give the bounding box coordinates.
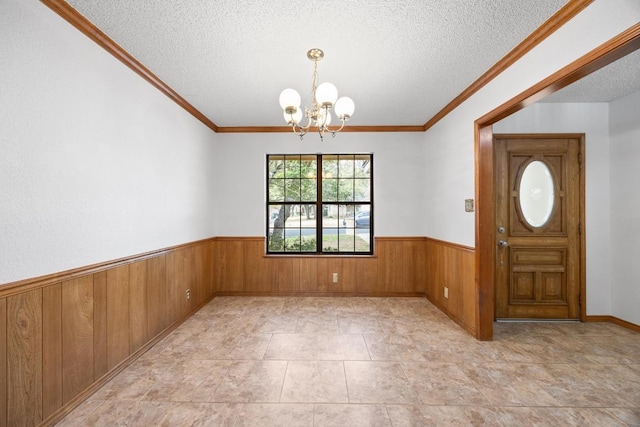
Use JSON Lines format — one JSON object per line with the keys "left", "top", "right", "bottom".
{"left": 315, "top": 82, "right": 338, "bottom": 107}
{"left": 317, "top": 108, "right": 332, "bottom": 127}
{"left": 279, "top": 88, "right": 301, "bottom": 110}
{"left": 283, "top": 108, "right": 302, "bottom": 124}
{"left": 334, "top": 96, "right": 355, "bottom": 120}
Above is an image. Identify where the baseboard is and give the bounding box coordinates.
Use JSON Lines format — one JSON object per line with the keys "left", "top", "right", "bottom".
{"left": 216, "top": 291, "right": 427, "bottom": 297}
{"left": 425, "top": 293, "right": 477, "bottom": 337}
{"left": 585, "top": 315, "right": 640, "bottom": 333}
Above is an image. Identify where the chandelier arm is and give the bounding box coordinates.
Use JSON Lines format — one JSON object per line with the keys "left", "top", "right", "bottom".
{"left": 326, "top": 119, "right": 347, "bottom": 134}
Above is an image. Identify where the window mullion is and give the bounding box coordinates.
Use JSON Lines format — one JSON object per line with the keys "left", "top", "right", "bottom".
{"left": 316, "top": 154, "right": 322, "bottom": 253}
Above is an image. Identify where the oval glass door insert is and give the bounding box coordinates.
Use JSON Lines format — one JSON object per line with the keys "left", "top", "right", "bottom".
{"left": 519, "top": 160, "right": 555, "bottom": 227}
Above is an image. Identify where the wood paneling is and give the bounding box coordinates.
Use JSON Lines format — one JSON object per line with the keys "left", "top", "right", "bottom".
{"left": 62, "top": 276, "right": 94, "bottom": 404}
{"left": 273, "top": 258, "right": 299, "bottom": 293}
{"left": 42, "top": 283, "right": 62, "bottom": 418}
{"left": 0, "top": 238, "right": 216, "bottom": 427}
{"left": 425, "top": 238, "right": 476, "bottom": 336}
{"left": 7, "top": 289, "right": 42, "bottom": 427}
{"left": 299, "top": 258, "right": 318, "bottom": 292}
{"left": 356, "top": 257, "right": 378, "bottom": 293}
{"left": 243, "top": 240, "right": 272, "bottom": 292}
{"left": 93, "top": 271, "right": 108, "bottom": 380}
{"left": 195, "top": 242, "right": 215, "bottom": 305}
{"left": 147, "top": 254, "right": 167, "bottom": 338}
{"left": 215, "top": 240, "right": 244, "bottom": 292}
{"left": 378, "top": 240, "right": 403, "bottom": 292}
{"left": 215, "top": 237, "right": 427, "bottom": 296}
{"left": 107, "top": 265, "right": 130, "bottom": 371}
{"left": 0, "top": 298, "right": 6, "bottom": 427}
{"left": 129, "top": 259, "right": 148, "bottom": 353}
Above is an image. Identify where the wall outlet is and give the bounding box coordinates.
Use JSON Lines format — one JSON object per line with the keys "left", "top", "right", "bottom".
{"left": 444, "top": 286, "right": 449, "bottom": 299}
{"left": 332, "top": 273, "right": 338, "bottom": 283}
{"left": 186, "top": 289, "right": 191, "bottom": 300}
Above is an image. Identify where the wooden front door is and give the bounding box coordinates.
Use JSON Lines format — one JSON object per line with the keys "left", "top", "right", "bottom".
{"left": 495, "top": 134, "right": 583, "bottom": 319}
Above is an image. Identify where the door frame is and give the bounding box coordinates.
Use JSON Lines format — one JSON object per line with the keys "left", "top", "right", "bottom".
{"left": 473, "top": 23, "right": 640, "bottom": 340}
{"left": 493, "top": 133, "right": 585, "bottom": 320}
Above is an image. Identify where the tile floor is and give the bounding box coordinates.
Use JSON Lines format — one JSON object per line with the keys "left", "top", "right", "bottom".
{"left": 56, "top": 296, "right": 640, "bottom": 426}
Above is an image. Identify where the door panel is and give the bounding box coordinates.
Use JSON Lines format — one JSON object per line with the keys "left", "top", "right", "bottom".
{"left": 495, "top": 135, "right": 582, "bottom": 319}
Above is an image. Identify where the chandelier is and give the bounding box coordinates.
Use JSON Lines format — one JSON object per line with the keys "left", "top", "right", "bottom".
{"left": 279, "top": 48, "right": 355, "bottom": 140}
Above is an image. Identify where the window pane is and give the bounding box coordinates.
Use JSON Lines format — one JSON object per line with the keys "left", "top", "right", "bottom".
{"left": 300, "top": 204, "right": 316, "bottom": 222}
{"left": 354, "top": 179, "right": 370, "bottom": 201}
{"left": 300, "top": 178, "right": 316, "bottom": 202}
{"left": 268, "top": 228, "right": 285, "bottom": 251}
{"left": 338, "top": 205, "right": 353, "bottom": 229}
{"left": 322, "top": 178, "right": 338, "bottom": 201}
{"left": 338, "top": 179, "right": 354, "bottom": 202}
{"left": 322, "top": 229, "right": 339, "bottom": 252}
{"left": 285, "top": 205, "right": 302, "bottom": 228}
{"left": 322, "top": 205, "right": 341, "bottom": 228}
{"left": 285, "top": 155, "right": 301, "bottom": 178}
{"left": 285, "top": 179, "right": 301, "bottom": 201}
{"left": 269, "top": 179, "right": 284, "bottom": 202}
{"left": 338, "top": 232, "right": 355, "bottom": 252}
{"left": 269, "top": 157, "right": 285, "bottom": 179}
{"left": 301, "top": 155, "right": 317, "bottom": 179}
{"left": 268, "top": 205, "right": 287, "bottom": 228}
{"left": 353, "top": 206, "right": 371, "bottom": 229}
{"left": 353, "top": 229, "right": 371, "bottom": 252}
{"left": 322, "top": 155, "right": 338, "bottom": 178}
{"left": 338, "top": 155, "right": 354, "bottom": 178}
{"left": 354, "top": 155, "right": 371, "bottom": 178}
{"left": 284, "top": 229, "right": 301, "bottom": 252}
{"left": 299, "top": 230, "right": 316, "bottom": 252}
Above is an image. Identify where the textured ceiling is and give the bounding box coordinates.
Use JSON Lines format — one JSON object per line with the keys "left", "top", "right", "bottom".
{"left": 542, "top": 48, "right": 640, "bottom": 103}
{"left": 65, "top": 0, "right": 573, "bottom": 127}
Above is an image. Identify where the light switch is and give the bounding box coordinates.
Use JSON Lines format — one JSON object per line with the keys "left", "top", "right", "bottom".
{"left": 465, "top": 199, "right": 474, "bottom": 212}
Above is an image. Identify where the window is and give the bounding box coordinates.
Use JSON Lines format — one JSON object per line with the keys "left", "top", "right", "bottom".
{"left": 267, "top": 154, "right": 373, "bottom": 254}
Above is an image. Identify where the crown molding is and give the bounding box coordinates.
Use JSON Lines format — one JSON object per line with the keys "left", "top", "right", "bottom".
{"left": 41, "top": 0, "right": 592, "bottom": 135}
{"left": 423, "top": 0, "right": 593, "bottom": 131}
{"left": 40, "top": 0, "right": 219, "bottom": 132}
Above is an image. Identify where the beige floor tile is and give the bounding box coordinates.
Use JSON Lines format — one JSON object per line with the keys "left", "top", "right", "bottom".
{"left": 281, "top": 361, "right": 349, "bottom": 403}
{"left": 338, "top": 315, "right": 383, "bottom": 334}
{"left": 82, "top": 400, "right": 173, "bottom": 426}
{"left": 252, "top": 314, "right": 299, "bottom": 334}
{"left": 264, "top": 333, "right": 317, "bottom": 360}
{"left": 316, "top": 334, "right": 371, "bottom": 360}
{"left": 546, "top": 407, "right": 629, "bottom": 426}
{"left": 606, "top": 407, "right": 640, "bottom": 426}
{"left": 233, "top": 403, "right": 314, "bottom": 426}
{"left": 54, "top": 297, "right": 640, "bottom": 426}
{"left": 296, "top": 315, "right": 340, "bottom": 334}
{"left": 386, "top": 405, "right": 472, "bottom": 427}
{"left": 344, "top": 361, "right": 419, "bottom": 404}
{"left": 144, "top": 359, "right": 232, "bottom": 402}
{"left": 314, "top": 404, "right": 392, "bottom": 426}
{"left": 401, "top": 362, "right": 490, "bottom": 406}
{"left": 158, "top": 402, "right": 240, "bottom": 426}
{"left": 212, "top": 360, "right": 288, "bottom": 402}
{"left": 364, "top": 333, "right": 426, "bottom": 361}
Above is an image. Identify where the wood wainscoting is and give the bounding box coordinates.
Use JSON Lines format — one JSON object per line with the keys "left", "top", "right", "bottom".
{"left": 0, "top": 239, "right": 216, "bottom": 427}
{"left": 214, "top": 237, "right": 427, "bottom": 295}
{"left": 424, "top": 238, "right": 477, "bottom": 336}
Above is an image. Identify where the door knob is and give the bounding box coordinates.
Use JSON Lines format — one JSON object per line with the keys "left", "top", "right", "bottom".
{"left": 498, "top": 240, "right": 508, "bottom": 248}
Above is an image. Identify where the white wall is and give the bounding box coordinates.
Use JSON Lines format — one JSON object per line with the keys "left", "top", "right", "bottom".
{"left": 422, "top": 0, "right": 640, "bottom": 247}
{"left": 609, "top": 90, "right": 640, "bottom": 325}
{"left": 213, "top": 132, "right": 427, "bottom": 237}
{"left": 493, "top": 103, "right": 612, "bottom": 316}
{"left": 0, "top": 1, "right": 218, "bottom": 284}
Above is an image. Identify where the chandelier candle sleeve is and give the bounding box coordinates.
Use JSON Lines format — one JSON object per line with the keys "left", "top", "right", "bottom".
{"left": 279, "top": 48, "right": 355, "bottom": 140}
